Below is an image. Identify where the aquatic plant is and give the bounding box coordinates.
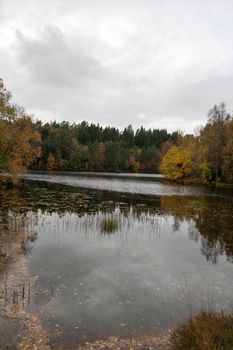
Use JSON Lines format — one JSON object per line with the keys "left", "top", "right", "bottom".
{"left": 100, "top": 217, "right": 118, "bottom": 233}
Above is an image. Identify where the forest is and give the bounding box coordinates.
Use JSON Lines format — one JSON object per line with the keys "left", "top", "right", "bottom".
{"left": 160, "top": 103, "right": 233, "bottom": 183}
{"left": 33, "top": 121, "right": 177, "bottom": 173}
{"left": 1, "top": 78, "right": 233, "bottom": 184}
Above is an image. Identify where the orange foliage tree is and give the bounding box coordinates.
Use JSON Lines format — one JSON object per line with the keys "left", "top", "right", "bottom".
{"left": 0, "top": 79, "right": 41, "bottom": 180}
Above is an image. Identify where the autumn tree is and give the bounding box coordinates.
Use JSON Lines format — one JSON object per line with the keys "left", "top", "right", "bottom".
{"left": 222, "top": 118, "right": 233, "bottom": 183}
{"left": 160, "top": 103, "right": 233, "bottom": 184}
{"left": 0, "top": 79, "right": 41, "bottom": 179}
{"left": 0, "top": 79, "right": 185, "bottom": 176}
{"left": 199, "top": 103, "right": 227, "bottom": 181}
{"left": 47, "top": 154, "right": 56, "bottom": 170}
{"left": 160, "top": 145, "right": 196, "bottom": 180}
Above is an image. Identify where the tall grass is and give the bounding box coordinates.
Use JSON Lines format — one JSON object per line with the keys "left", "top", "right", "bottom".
{"left": 171, "top": 311, "right": 233, "bottom": 350}
{"left": 100, "top": 217, "right": 118, "bottom": 233}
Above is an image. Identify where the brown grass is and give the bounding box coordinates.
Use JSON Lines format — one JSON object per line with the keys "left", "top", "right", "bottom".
{"left": 171, "top": 311, "right": 233, "bottom": 350}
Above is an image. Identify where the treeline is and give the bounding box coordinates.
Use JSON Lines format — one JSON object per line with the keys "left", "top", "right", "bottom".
{"left": 1, "top": 78, "right": 233, "bottom": 184}
{"left": 32, "top": 121, "right": 177, "bottom": 172}
{"left": 0, "top": 79, "right": 178, "bottom": 175}
{"left": 160, "top": 103, "right": 233, "bottom": 184}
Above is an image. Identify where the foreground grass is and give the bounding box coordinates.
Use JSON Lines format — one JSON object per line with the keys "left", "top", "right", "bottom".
{"left": 171, "top": 312, "right": 233, "bottom": 350}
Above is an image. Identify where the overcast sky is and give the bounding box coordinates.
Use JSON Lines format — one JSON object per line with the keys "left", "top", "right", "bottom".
{"left": 0, "top": 0, "right": 233, "bottom": 132}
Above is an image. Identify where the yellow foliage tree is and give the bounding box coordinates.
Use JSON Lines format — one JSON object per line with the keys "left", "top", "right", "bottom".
{"left": 47, "top": 154, "right": 56, "bottom": 170}
{"left": 160, "top": 146, "right": 195, "bottom": 180}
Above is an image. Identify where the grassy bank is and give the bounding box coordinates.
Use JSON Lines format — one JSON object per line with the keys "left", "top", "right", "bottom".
{"left": 171, "top": 312, "right": 233, "bottom": 350}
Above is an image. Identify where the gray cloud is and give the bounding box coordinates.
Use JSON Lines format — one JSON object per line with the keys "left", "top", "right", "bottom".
{"left": 15, "top": 26, "right": 108, "bottom": 87}
{"left": 1, "top": 0, "right": 233, "bottom": 132}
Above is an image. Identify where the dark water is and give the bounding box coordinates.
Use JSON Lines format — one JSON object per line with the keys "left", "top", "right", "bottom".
{"left": 1, "top": 173, "right": 233, "bottom": 348}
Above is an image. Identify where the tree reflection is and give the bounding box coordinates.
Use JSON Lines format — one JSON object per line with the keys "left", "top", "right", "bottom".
{"left": 161, "top": 196, "right": 233, "bottom": 263}
{"left": 0, "top": 188, "right": 38, "bottom": 280}
{"left": 1, "top": 185, "right": 233, "bottom": 267}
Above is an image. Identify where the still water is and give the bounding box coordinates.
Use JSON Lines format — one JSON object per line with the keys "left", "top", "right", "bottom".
{"left": 21, "top": 171, "right": 228, "bottom": 196}
{"left": 1, "top": 173, "right": 233, "bottom": 348}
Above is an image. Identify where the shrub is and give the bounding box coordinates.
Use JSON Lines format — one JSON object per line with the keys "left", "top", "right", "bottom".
{"left": 171, "top": 311, "right": 233, "bottom": 350}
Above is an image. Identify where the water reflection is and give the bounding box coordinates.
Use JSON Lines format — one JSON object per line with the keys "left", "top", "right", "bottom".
{"left": 21, "top": 172, "right": 233, "bottom": 197}
{"left": 0, "top": 184, "right": 233, "bottom": 348}
{"left": 161, "top": 196, "right": 233, "bottom": 264}
{"left": 0, "top": 189, "right": 34, "bottom": 278}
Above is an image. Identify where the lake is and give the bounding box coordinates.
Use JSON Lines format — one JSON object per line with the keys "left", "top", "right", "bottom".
{"left": 1, "top": 172, "right": 233, "bottom": 349}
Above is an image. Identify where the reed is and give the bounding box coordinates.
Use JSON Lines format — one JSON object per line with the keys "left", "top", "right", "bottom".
{"left": 100, "top": 217, "right": 118, "bottom": 233}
